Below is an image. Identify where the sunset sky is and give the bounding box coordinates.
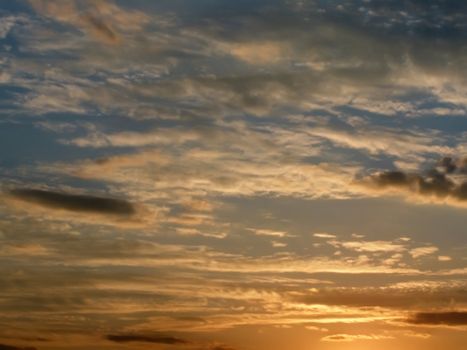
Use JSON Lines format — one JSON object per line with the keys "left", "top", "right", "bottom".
{"left": 0, "top": 1, "right": 466, "bottom": 349}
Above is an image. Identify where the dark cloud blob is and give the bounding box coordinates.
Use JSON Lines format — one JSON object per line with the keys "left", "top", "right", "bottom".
{"left": 438, "top": 156, "right": 467, "bottom": 174}
{"left": 368, "top": 157, "right": 467, "bottom": 202}
{"left": 0, "top": 344, "right": 37, "bottom": 350}
{"left": 106, "top": 334, "right": 188, "bottom": 345}
{"left": 408, "top": 311, "right": 467, "bottom": 325}
{"left": 8, "top": 188, "right": 135, "bottom": 216}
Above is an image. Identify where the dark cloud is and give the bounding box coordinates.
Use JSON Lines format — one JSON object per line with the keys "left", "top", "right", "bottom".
{"left": 8, "top": 188, "right": 135, "bottom": 216}
{"left": 408, "top": 311, "right": 467, "bottom": 325}
{"left": 0, "top": 344, "right": 37, "bottom": 350}
{"left": 367, "top": 157, "right": 467, "bottom": 202}
{"left": 438, "top": 157, "right": 467, "bottom": 174}
{"left": 106, "top": 334, "right": 189, "bottom": 345}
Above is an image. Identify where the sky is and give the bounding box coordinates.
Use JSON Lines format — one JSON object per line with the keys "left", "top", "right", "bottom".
{"left": 0, "top": 0, "right": 466, "bottom": 349}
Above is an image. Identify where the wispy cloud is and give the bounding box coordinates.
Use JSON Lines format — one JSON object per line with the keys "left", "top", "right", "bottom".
{"left": 321, "top": 333, "right": 393, "bottom": 342}
{"left": 106, "top": 334, "right": 189, "bottom": 344}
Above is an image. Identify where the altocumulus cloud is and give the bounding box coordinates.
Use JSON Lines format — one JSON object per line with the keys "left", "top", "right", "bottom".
{"left": 8, "top": 188, "right": 135, "bottom": 216}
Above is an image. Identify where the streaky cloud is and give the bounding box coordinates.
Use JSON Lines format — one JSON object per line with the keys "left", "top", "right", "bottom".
{"left": 106, "top": 333, "right": 189, "bottom": 344}
{"left": 8, "top": 188, "right": 135, "bottom": 216}
{"left": 408, "top": 311, "right": 467, "bottom": 325}
{"left": 0, "top": 344, "right": 37, "bottom": 350}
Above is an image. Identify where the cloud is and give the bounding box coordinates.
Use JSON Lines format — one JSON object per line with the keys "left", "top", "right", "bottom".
{"left": 313, "top": 233, "right": 336, "bottom": 239}
{"left": 363, "top": 157, "right": 467, "bottom": 206}
{"left": 292, "top": 281, "right": 467, "bottom": 309}
{"left": 321, "top": 333, "right": 393, "bottom": 342}
{"left": 438, "top": 256, "right": 452, "bottom": 262}
{"left": 106, "top": 334, "right": 189, "bottom": 345}
{"left": 329, "top": 239, "right": 406, "bottom": 253}
{"left": 81, "top": 12, "right": 118, "bottom": 43}
{"left": 307, "top": 127, "right": 451, "bottom": 159}
{"left": 28, "top": 0, "right": 149, "bottom": 44}
{"left": 410, "top": 246, "right": 439, "bottom": 259}
{"left": 408, "top": 312, "right": 467, "bottom": 325}
{"left": 1, "top": 243, "right": 51, "bottom": 257}
{"left": 0, "top": 16, "right": 24, "bottom": 39}
{"left": 0, "top": 345, "right": 37, "bottom": 350}
{"left": 221, "top": 41, "right": 288, "bottom": 65}
{"left": 400, "top": 330, "right": 431, "bottom": 339}
{"left": 1, "top": 0, "right": 466, "bottom": 124}
{"left": 209, "top": 346, "right": 236, "bottom": 350}
{"left": 305, "top": 325, "right": 329, "bottom": 332}
{"left": 8, "top": 188, "right": 135, "bottom": 217}
{"left": 42, "top": 135, "right": 358, "bottom": 202}
{"left": 247, "top": 228, "right": 288, "bottom": 238}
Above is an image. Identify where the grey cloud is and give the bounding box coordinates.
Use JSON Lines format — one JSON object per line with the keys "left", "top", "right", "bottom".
{"left": 106, "top": 334, "right": 189, "bottom": 344}
{"left": 408, "top": 311, "right": 467, "bottom": 325}
{"left": 367, "top": 157, "right": 467, "bottom": 202}
{"left": 8, "top": 188, "right": 135, "bottom": 216}
{"left": 438, "top": 156, "right": 467, "bottom": 174}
